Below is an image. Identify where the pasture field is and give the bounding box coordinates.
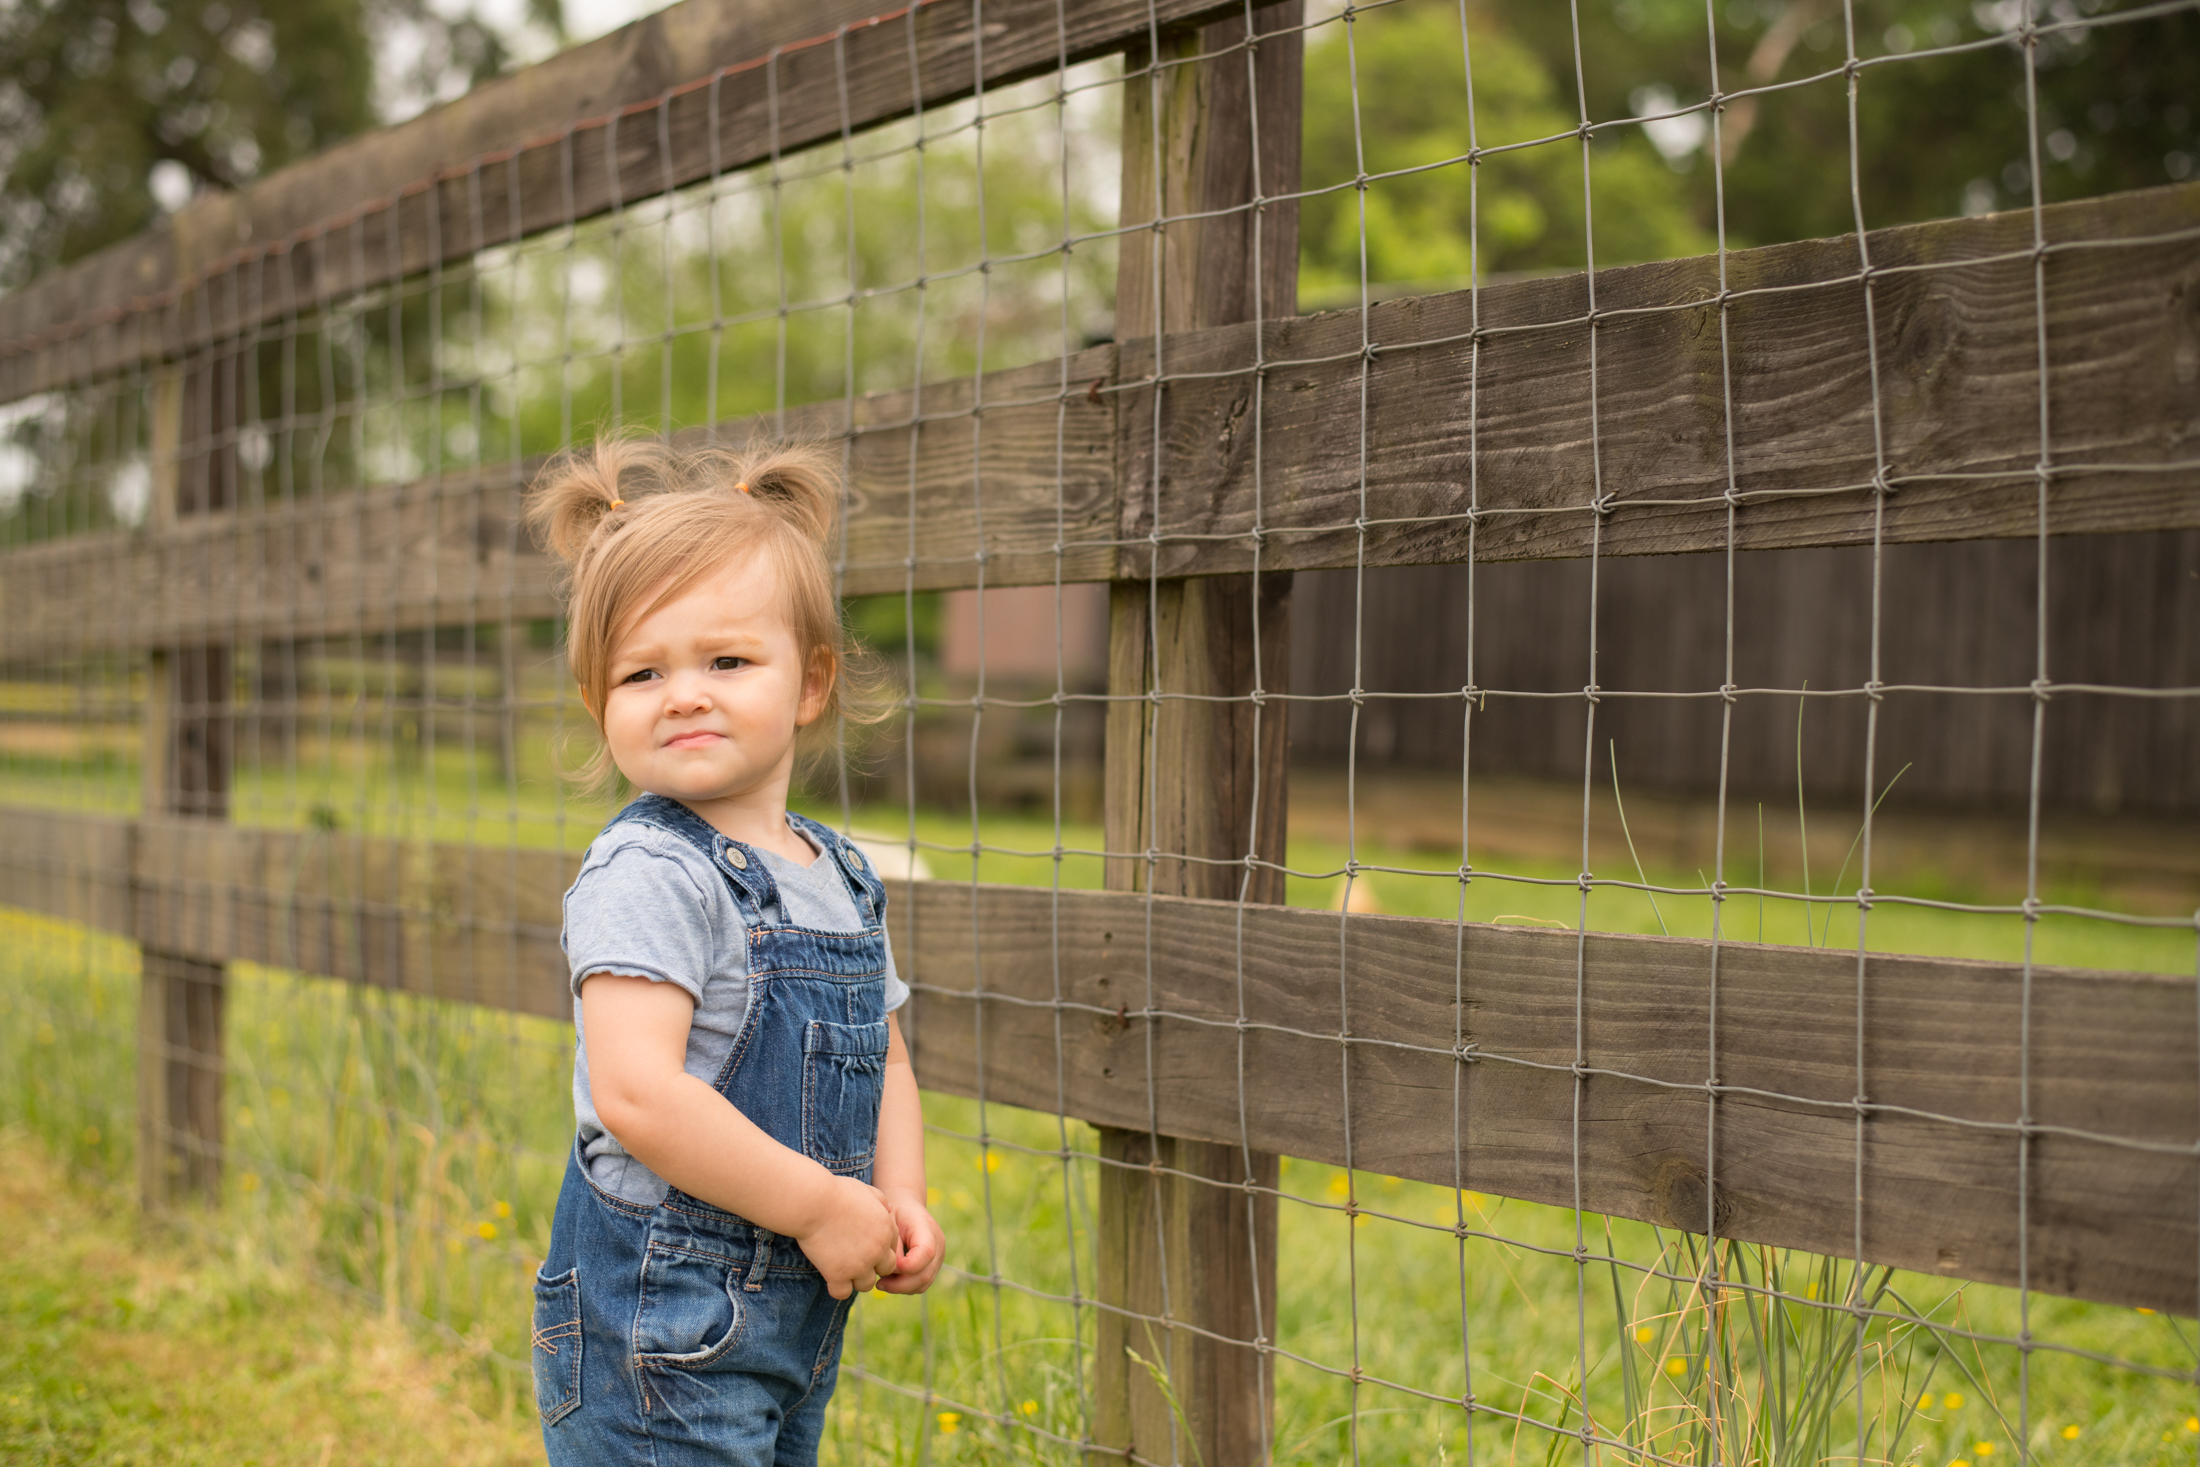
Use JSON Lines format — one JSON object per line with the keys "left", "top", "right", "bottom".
{"left": 3, "top": 724, "right": 2194, "bottom": 1463}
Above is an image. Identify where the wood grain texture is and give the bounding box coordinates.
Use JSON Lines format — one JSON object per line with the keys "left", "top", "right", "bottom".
{"left": 1116, "top": 182, "right": 2200, "bottom": 577}
{"left": 0, "top": 806, "right": 575, "bottom": 1021}
{"left": 4, "top": 191, "right": 2195, "bottom": 663}
{"left": 0, "top": 0, "right": 1247, "bottom": 402}
{"left": 1099, "top": 12, "right": 1302, "bottom": 1463}
{"left": 0, "top": 346, "right": 1115, "bottom": 662}
{"left": 889, "top": 879, "right": 2200, "bottom": 1315}
{"left": 1, "top": 801, "right": 2191, "bottom": 1310}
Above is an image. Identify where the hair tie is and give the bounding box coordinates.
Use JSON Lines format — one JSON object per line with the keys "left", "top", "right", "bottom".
{"left": 734, "top": 480, "right": 751, "bottom": 495}
{"left": 608, "top": 497, "right": 625, "bottom": 510}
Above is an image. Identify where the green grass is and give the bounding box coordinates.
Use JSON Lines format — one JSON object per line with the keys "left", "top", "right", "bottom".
{"left": 4, "top": 725, "right": 2195, "bottom": 1463}
{"left": 0, "top": 1126, "right": 538, "bottom": 1466}
{"left": 5, "top": 905, "right": 2197, "bottom": 1465}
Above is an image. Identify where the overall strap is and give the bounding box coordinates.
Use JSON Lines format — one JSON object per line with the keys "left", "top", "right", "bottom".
{"left": 604, "top": 792, "right": 781, "bottom": 915}
{"left": 786, "top": 811, "right": 887, "bottom": 922}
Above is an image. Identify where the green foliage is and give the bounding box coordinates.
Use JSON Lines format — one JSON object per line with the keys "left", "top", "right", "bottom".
{"left": 0, "top": 0, "right": 373, "bottom": 284}
{"left": 1302, "top": 3, "right": 1716, "bottom": 299}
{"left": 1300, "top": 0, "right": 2200, "bottom": 304}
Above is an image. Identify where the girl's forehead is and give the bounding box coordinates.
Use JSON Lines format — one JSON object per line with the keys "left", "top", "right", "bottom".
{"left": 615, "top": 552, "right": 795, "bottom": 646}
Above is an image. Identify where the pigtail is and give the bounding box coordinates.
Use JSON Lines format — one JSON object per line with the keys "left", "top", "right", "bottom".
{"left": 524, "top": 435, "right": 671, "bottom": 566}
{"left": 723, "top": 442, "right": 840, "bottom": 550}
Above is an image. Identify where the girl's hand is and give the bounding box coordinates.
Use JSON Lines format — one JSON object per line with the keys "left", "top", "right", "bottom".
{"left": 794, "top": 1174, "right": 901, "bottom": 1300}
{"left": 874, "top": 1189, "right": 946, "bottom": 1295}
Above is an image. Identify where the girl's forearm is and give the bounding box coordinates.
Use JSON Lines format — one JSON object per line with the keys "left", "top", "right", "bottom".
{"left": 871, "top": 1012, "right": 926, "bottom": 1201}
{"left": 872, "top": 1059, "right": 927, "bottom": 1201}
{"left": 602, "top": 1069, "right": 839, "bottom": 1236}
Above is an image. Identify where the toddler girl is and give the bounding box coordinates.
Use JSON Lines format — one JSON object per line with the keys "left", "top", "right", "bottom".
{"left": 525, "top": 438, "right": 944, "bottom": 1464}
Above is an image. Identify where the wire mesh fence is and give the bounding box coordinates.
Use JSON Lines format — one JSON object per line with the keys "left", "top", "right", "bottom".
{"left": 1, "top": 0, "right": 2197, "bottom": 1462}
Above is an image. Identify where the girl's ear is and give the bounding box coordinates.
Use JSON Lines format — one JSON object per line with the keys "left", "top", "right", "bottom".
{"left": 794, "top": 647, "right": 835, "bottom": 728}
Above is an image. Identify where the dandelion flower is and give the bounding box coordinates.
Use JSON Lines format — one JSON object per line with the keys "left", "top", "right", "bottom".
{"left": 937, "top": 1412, "right": 961, "bottom": 1435}
{"left": 1636, "top": 1326, "right": 1655, "bottom": 1344}
{"left": 982, "top": 1150, "right": 1001, "bottom": 1174}
{"left": 494, "top": 1200, "right": 512, "bottom": 1219}
{"left": 1950, "top": 1460, "right": 1970, "bottom": 1467}
{"left": 1918, "top": 1392, "right": 1934, "bottom": 1410}
{"left": 1944, "top": 1392, "right": 1964, "bottom": 1410}
{"left": 1975, "top": 1443, "right": 1994, "bottom": 1456}
{"left": 478, "top": 1221, "right": 498, "bottom": 1240}
{"left": 1021, "top": 1400, "right": 1038, "bottom": 1416}
{"left": 2060, "top": 1425, "right": 2080, "bottom": 1440}
{"left": 2186, "top": 1417, "right": 2198, "bottom": 1434}
{"left": 1327, "top": 1174, "right": 1351, "bottom": 1200}
{"left": 1664, "top": 1358, "right": 1687, "bottom": 1377}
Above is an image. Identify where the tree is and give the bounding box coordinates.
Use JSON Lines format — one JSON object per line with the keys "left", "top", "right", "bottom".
{"left": 1298, "top": 0, "right": 2199, "bottom": 299}
{"left": 0, "top": 0, "right": 561, "bottom": 291}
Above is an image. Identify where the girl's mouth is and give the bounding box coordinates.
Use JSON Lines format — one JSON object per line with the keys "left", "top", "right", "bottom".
{"left": 663, "top": 731, "right": 722, "bottom": 750}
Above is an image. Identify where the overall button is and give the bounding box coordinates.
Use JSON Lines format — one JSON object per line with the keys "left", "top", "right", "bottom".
{"left": 841, "top": 847, "right": 865, "bottom": 873}
{"left": 724, "top": 847, "right": 750, "bottom": 870}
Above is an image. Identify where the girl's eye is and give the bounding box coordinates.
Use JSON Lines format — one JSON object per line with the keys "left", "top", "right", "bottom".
{"left": 621, "top": 668, "right": 658, "bottom": 685}
{"left": 712, "top": 656, "right": 747, "bottom": 671}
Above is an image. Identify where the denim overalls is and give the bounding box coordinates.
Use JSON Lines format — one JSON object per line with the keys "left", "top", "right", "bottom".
{"left": 533, "top": 794, "right": 890, "bottom": 1466}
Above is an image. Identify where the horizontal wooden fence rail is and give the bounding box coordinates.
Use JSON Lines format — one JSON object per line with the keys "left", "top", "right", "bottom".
{"left": 0, "top": 0, "right": 1256, "bottom": 403}
{"left": 3, "top": 186, "right": 2194, "bottom": 664}
{"left": 3, "top": 801, "right": 2191, "bottom": 1314}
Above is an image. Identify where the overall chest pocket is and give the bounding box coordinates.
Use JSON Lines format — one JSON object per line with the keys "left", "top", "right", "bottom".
{"left": 801, "top": 1019, "right": 888, "bottom": 1177}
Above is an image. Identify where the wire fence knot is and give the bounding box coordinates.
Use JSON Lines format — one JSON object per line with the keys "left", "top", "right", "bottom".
{"left": 1582, "top": 683, "right": 1602, "bottom": 704}
{"left": 2029, "top": 677, "right": 2053, "bottom": 703}
{"left": 1718, "top": 682, "right": 1739, "bottom": 704}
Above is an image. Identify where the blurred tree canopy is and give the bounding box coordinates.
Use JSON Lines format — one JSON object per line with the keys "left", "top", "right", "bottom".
{"left": 1302, "top": 0, "right": 2198, "bottom": 298}
{"left": 0, "top": 0, "right": 561, "bottom": 290}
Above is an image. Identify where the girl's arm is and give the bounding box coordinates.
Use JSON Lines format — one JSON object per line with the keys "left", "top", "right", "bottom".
{"left": 582, "top": 971, "right": 899, "bottom": 1299}
{"left": 872, "top": 1011, "right": 946, "bottom": 1294}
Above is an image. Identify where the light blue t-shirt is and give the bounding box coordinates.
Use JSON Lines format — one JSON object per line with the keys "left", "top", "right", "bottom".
{"left": 561, "top": 814, "right": 907, "bottom": 1206}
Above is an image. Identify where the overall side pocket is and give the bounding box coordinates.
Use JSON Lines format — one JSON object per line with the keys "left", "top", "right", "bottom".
{"left": 531, "top": 1266, "right": 583, "bottom": 1424}
{"left": 800, "top": 1018, "right": 888, "bottom": 1176}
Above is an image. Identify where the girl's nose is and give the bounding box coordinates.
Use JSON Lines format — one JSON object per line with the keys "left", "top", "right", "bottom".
{"left": 662, "top": 669, "right": 714, "bottom": 713}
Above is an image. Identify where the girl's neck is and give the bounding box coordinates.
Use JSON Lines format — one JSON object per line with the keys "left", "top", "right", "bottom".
{"left": 679, "top": 782, "right": 817, "bottom": 867}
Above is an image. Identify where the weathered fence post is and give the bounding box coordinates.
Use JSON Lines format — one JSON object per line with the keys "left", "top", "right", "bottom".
{"left": 136, "top": 293, "right": 234, "bottom": 1209}
{"left": 1096, "top": 8, "right": 1301, "bottom": 1464}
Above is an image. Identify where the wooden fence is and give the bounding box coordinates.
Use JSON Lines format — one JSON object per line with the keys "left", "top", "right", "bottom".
{"left": 2, "top": 1, "right": 2197, "bottom": 1461}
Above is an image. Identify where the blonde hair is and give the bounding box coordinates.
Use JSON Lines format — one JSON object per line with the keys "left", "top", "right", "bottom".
{"left": 525, "top": 433, "right": 886, "bottom": 796}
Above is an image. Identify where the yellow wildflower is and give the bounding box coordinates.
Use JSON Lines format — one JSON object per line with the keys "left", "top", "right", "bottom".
{"left": 478, "top": 1220, "right": 498, "bottom": 1240}
{"left": 1636, "top": 1326, "right": 1655, "bottom": 1344}
{"left": 494, "top": 1199, "right": 513, "bottom": 1219}
{"left": 2060, "top": 1425, "right": 2080, "bottom": 1440}
{"left": 1021, "top": 1399, "right": 1039, "bottom": 1416}
{"left": 1664, "top": 1358, "right": 1687, "bottom": 1377}
{"left": 937, "top": 1412, "right": 961, "bottom": 1435}
{"left": 1944, "top": 1392, "right": 1964, "bottom": 1410}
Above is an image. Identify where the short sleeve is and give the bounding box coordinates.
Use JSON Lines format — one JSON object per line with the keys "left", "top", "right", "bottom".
{"left": 563, "top": 832, "right": 724, "bottom": 1002}
{"left": 882, "top": 933, "right": 908, "bottom": 1014}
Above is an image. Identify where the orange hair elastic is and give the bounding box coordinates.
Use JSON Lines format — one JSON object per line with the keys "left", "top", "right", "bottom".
{"left": 608, "top": 497, "right": 625, "bottom": 510}
{"left": 735, "top": 480, "right": 751, "bottom": 494}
